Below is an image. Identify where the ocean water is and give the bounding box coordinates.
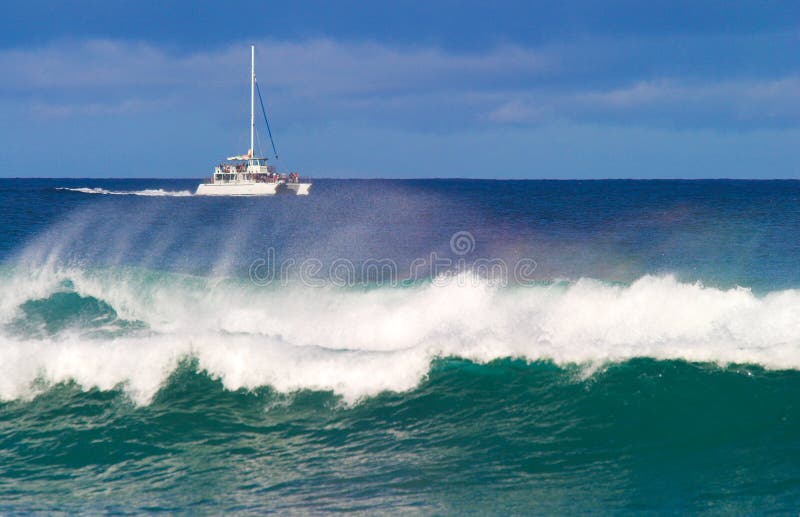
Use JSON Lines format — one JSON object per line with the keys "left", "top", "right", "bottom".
{"left": 2, "top": 178, "right": 800, "bottom": 513}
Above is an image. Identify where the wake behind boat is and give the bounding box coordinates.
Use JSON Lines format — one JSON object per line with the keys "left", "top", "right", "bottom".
{"left": 196, "top": 45, "right": 311, "bottom": 196}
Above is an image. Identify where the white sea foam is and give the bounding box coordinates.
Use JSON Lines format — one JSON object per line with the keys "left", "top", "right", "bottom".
{"left": 57, "top": 187, "right": 193, "bottom": 197}
{"left": 2, "top": 266, "right": 800, "bottom": 404}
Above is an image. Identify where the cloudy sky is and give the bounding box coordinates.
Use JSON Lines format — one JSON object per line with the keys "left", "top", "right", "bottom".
{"left": 1, "top": 0, "right": 798, "bottom": 178}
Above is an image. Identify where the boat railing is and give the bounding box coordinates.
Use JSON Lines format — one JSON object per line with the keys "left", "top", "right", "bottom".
{"left": 208, "top": 169, "right": 306, "bottom": 184}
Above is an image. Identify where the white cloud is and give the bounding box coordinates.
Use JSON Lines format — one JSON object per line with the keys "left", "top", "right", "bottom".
{"left": 29, "top": 97, "right": 176, "bottom": 118}
{"left": 486, "top": 99, "right": 549, "bottom": 123}
{"left": 0, "top": 38, "right": 549, "bottom": 95}
{"left": 483, "top": 77, "right": 800, "bottom": 127}
{"left": 1, "top": 38, "right": 797, "bottom": 130}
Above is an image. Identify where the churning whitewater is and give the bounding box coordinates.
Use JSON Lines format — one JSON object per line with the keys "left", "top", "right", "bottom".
{"left": 2, "top": 263, "right": 800, "bottom": 405}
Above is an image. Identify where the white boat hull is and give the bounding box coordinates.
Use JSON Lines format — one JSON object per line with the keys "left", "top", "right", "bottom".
{"left": 195, "top": 182, "right": 279, "bottom": 196}
{"left": 284, "top": 182, "right": 312, "bottom": 195}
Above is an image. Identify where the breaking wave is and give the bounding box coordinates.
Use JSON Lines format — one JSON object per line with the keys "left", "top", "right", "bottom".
{"left": 1, "top": 263, "right": 800, "bottom": 405}
{"left": 56, "top": 187, "right": 193, "bottom": 197}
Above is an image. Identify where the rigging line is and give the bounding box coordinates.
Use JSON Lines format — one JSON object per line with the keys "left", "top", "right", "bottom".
{"left": 255, "top": 79, "right": 279, "bottom": 160}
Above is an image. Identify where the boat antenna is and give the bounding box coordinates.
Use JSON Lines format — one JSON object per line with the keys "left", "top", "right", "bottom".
{"left": 255, "top": 80, "right": 279, "bottom": 160}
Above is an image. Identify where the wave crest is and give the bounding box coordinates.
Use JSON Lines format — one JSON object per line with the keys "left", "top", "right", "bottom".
{"left": 2, "top": 266, "right": 800, "bottom": 404}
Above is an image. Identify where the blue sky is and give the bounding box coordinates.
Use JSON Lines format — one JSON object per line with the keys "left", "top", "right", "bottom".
{"left": 1, "top": 0, "right": 798, "bottom": 178}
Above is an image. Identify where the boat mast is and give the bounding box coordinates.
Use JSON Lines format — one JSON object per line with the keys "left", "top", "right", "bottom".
{"left": 250, "top": 44, "right": 255, "bottom": 158}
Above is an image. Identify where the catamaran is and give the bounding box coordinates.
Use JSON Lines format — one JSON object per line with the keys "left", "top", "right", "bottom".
{"left": 196, "top": 45, "right": 311, "bottom": 196}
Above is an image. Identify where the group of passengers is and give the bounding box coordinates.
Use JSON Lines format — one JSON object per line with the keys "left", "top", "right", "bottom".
{"left": 217, "top": 164, "right": 247, "bottom": 173}
{"left": 213, "top": 165, "right": 301, "bottom": 183}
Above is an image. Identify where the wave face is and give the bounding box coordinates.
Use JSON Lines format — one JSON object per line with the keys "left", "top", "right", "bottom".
{"left": 3, "top": 265, "right": 800, "bottom": 511}
{"left": 2, "top": 355, "right": 800, "bottom": 513}
{"left": 3, "top": 178, "right": 800, "bottom": 512}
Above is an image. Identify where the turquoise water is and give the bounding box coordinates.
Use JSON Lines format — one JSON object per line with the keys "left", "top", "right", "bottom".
{"left": 5, "top": 359, "right": 800, "bottom": 513}
{"left": 2, "top": 179, "right": 800, "bottom": 513}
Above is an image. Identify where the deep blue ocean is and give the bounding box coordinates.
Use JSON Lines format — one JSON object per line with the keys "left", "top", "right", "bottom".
{"left": 2, "top": 178, "right": 800, "bottom": 513}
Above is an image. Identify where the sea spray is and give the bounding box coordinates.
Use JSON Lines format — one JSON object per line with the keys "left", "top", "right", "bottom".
{"left": 4, "top": 178, "right": 800, "bottom": 512}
